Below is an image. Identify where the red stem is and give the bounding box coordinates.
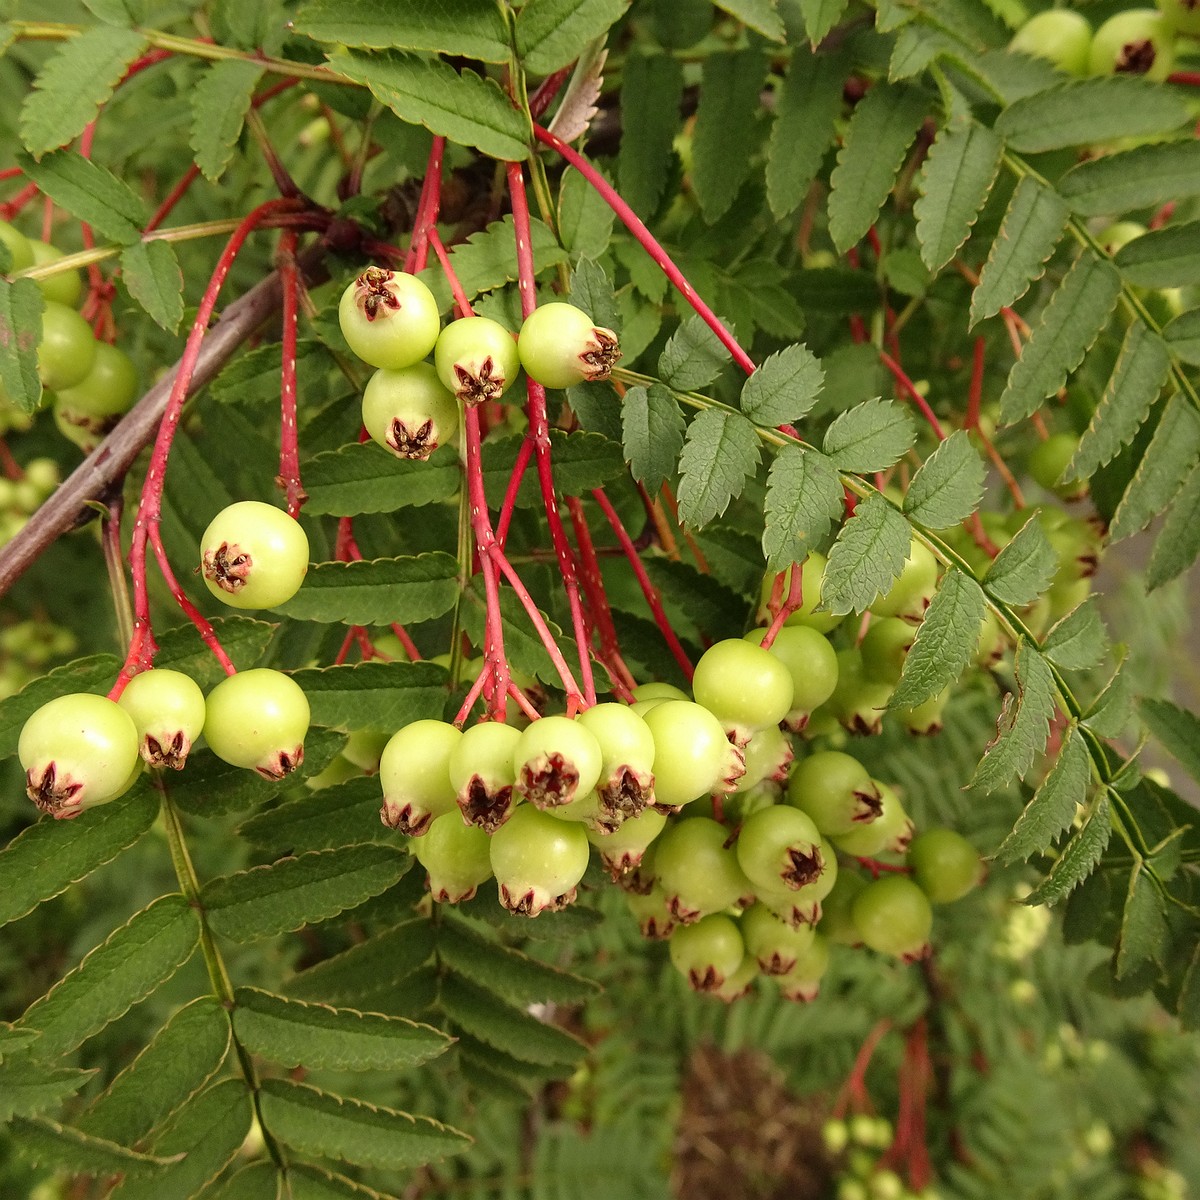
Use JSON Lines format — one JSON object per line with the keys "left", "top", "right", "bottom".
{"left": 879, "top": 350, "right": 946, "bottom": 441}
{"left": 276, "top": 229, "right": 306, "bottom": 516}
{"left": 389, "top": 622, "right": 421, "bottom": 661}
{"left": 761, "top": 560, "right": 804, "bottom": 649}
{"left": 0, "top": 181, "right": 38, "bottom": 220}
{"left": 966, "top": 336, "right": 984, "bottom": 430}
{"left": 146, "top": 164, "right": 201, "bottom": 233}
{"left": 427, "top": 226, "right": 473, "bottom": 318}
{"left": 405, "top": 136, "right": 445, "bottom": 275}
{"left": 831, "top": 1019, "right": 893, "bottom": 1120}
{"left": 496, "top": 436, "right": 534, "bottom": 550}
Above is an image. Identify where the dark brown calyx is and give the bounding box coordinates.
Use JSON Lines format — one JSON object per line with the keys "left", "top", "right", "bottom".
{"left": 667, "top": 894, "right": 702, "bottom": 925}
{"left": 781, "top": 845, "right": 823, "bottom": 890}
{"left": 519, "top": 753, "right": 580, "bottom": 809}
{"left": 453, "top": 356, "right": 505, "bottom": 406}
{"left": 458, "top": 778, "right": 514, "bottom": 833}
{"left": 688, "top": 965, "right": 726, "bottom": 993}
{"left": 255, "top": 744, "right": 304, "bottom": 781}
{"left": 758, "top": 952, "right": 795, "bottom": 977}
{"left": 380, "top": 799, "right": 433, "bottom": 836}
{"left": 26, "top": 763, "right": 84, "bottom": 819}
{"left": 387, "top": 417, "right": 437, "bottom": 460}
{"left": 852, "top": 784, "right": 884, "bottom": 824}
{"left": 597, "top": 766, "right": 652, "bottom": 826}
{"left": 1116, "top": 39, "right": 1156, "bottom": 74}
{"left": 579, "top": 327, "right": 622, "bottom": 381}
{"left": 203, "top": 542, "right": 252, "bottom": 594}
{"left": 143, "top": 731, "right": 190, "bottom": 771}
{"left": 355, "top": 267, "right": 401, "bottom": 320}
{"left": 639, "top": 913, "right": 675, "bottom": 939}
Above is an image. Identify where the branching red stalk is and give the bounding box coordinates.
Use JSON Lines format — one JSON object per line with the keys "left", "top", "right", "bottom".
{"left": 831, "top": 1018, "right": 892, "bottom": 1120}
{"left": 496, "top": 436, "right": 534, "bottom": 550}
{"left": 0, "top": 181, "right": 38, "bottom": 219}
{"left": 276, "top": 229, "right": 306, "bottom": 516}
{"left": 761, "top": 560, "right": 804, "bottom": 649}
{"left": 454, "top": 663, "right": 490, "bottom": 726}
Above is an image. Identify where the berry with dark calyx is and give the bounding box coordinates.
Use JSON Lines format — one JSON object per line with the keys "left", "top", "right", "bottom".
{"left": 758, "top": 840, "right": 839, "bottom": 927}
{"left": 1157, "top": 0, "right": 1200, "bottom": 35}
{"left": 668, "top": 913, "right": 745, "bottom": 993}
{"left": 851, "top": 875, "right": 933, "bottom": 962}
{"left": 692, "top": 638, "right": 794, "bottom": 746}
{"left": 828, "top": 646, "right": 893, "bottom": 736}
{"left": 642, "top": 700, "right": 745, "bottom": 812}
{"left": 832, "top": 781, "right": 914, "bottom": 858}
{"left": 38, "top": 300, "right": 96, "bottom": 392}
{"left": 19, "top": 692, "right": 140, "bottom": 818}
{"left": 654, "top": 816, "right": 753, "bottom": 923}
{"left": 735, "top": 804, "right": 825, "bottom": 894}
{"left": 894, "top": 687, "right": 951, "bottom": 737}
{"left": 53, "top": 342, "right": 139, "bottom": 452}
{"left": 744, "top": 625, "right": 839, "bottom": 731}
{"left": 489, "top": 803, "right": 590, "bottom": 916}
{"left": 859, "top": 618, "right": 916, "bottom": 685}
{"left": 776, "top": 931, "right": 831, "bottom": 1002}
{"left": 200, "top": 500, "right": 309, "bottom": 610}
{"left": 587, "top": 805, "right": 666, "bottom": 876}
{"left": 870, "top": 539, "right": 938, "bottom": 623}
{"left": 434, "top": 315, "right": 521, "bottom": 406}
{"left": 379, "top": 719, "right": 463, "bottom": 835}
{"left": 517, "top": 302, "right": 621, "bottom": 389}
{"left": 908, "top": 828, "right": 985, "bottom": 903}
{"left": 203, "top": 669, "right": 310, "bottom": 780}
{"left": 626, "top": 882, "right": 677, "bottom": 939}
{"left": 787, "top": 750, "right": 884, "bottom": 837}
{"left": 117, "top": 668, "right": 206, "bottom": 769}
{"left": 338, "top": 267, "right": 441, "bottom": 369}
{"left": 1089, "top": 9, "right": 1175, "bottom": 79}
{"left": 448, "top": 721, "right": 523, "bottom": 832}
{"left": 28, "top": 239, "right": 83, "bottom": 307}
{"left": 818, "top": 870, "right": 867, "bottom": 946}
{"left": 1096, "top": 221, "right": 1145, "bottom": 258}
{"left": 757, "top": 552, "right": 844, "bottom": 634}
{"left": 575, "top": 702, "right": 656, "bottom": 827}
{"left": 513, "top": 714, "right": 603, "bottom": 810}
{"left": 0, "top": 219, "right": 33, "bottom": 272}
{"left": 1009, "top": 9, "right": 1093, "bottom": 74}
{"left": 361, "top": 362, "right": 459, "bottom": 461}
{"left": 733, "top": 725, "right": 793, "bottom": 793}
{"left": 413, "top": 811, "right": 493, "bottom": 903}
{"left": 712, "top": 952, "right": 761, "bottom": 1002}
{"left": 740, "top": 901, "right": 817, "bottom": 975}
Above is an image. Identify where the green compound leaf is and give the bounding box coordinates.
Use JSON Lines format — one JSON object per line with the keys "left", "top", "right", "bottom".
{"left": 762, "top": 445, "right": 843, "bottom": 573}
{"left": 293, "top": 0, "right": 510, "bottom": 61}
{"left": 107, "top": 1079, "right": 251, "bottom": 1200}
{"left": 622, "top": 383, "right": 685, "bottom": 492}
{"left": 970, "top": 641, "right": 1057, "bottom": 794}
{"left": 19, "top": 26, "right": 148, "bottom": 158}
{"left": 154, "top": 616, "right": 277, "bottom": 688}
{"left": 995, "top": 727, "right": 1090, "bottom": 865}
{"left": 0, "top": 1054, "right": 95, "bottom": 1122}
{"left": 822, "top": 398, "right": 917, "bottom": 473}
{"left": 1147, "top": 466, "right": 1200, "bottom": 590}
{"left": 890, "top": 569, "right": 986, "bottom": 711}
{"left": 659, "top": 314, "right": 733, "bottom": 392}
{"left": 260, "top": 1078, "right": 469, "bottom": 1170}
{"left": 78, "top": 997, "right": 230, "bottom": 1147}
{"left": 289, "top": 661, "right": 450, "bottom": 733}
{"left": 1116, "top": 863, "right": 1168, "bottom": 980}
{"left": 1114, "top": 220, "right": 1200, "bottom": 289}
{"left": 275, "top": 554, "right": 459, "bottom": 627}
{"left": 675, "top": 408, "right": 761, "bottom": 529}
{"left": 120, "top": 240, "right": 184, "bottom": 331}
{"left": 557, "top": 167, "right": 615, "bottom": 261}
{"left": 331, "top": 50, "right": 527, "bottom": 161}
{"left": 995, "top": 77, "right": 1190, "bottom": 153}
{"left": 288, "top": 1164, "right": 404, "bottom": 1200}
{"left": 691, "top": 44, "right": 769, "bottom": 223}
{"left": 16, "top": 150, "right": 147, "bottom": 244}
{"left": 821, "top": 492, "right": 912, "bottom": 616}
{"left": 232, "top": 987, "right": 450, "bottom": 1072}
{"left": 439, "top": 974, "right": 587, "bottom": 1067}
{"left": 238, "top": 775, "right": 389, "bottom": 856}
{"left": 828, "top": 82, "right": 928, "bottom": 254}
{"left": 766, "top": 47, "right": 848, "bottom": 220}
{"left": 438, "top": 920, "right": 601, "bottom": 1006}
{"left": 0, "top": 785, "right": 158, "bottom": 928}
{"left": 8, "top": 1115, "right": 179, "bottom": 1178}
{"left": 983, "top": 512, "right": 1058, "bottom": 606}
{"left": 969, "top": 176, "right": 1068, "bottom": 327}
{"left": 1163, "top": 308, "right": 1200, "bottom": 365}
{"left": 517, "top": 0, "right": 630, "bottom": 74}
{"left": 1025, "top": 792, "right": 1112, "bottom": 907}
{"left": 1057, "top": 140, "right": 1200, "bottom": 216}
{"left": 1110, "top": 394, "right": 1200, "bottom": 542}
{"left": 796, "top": 0, "right": 851, "bottom": 44}
{"left": 286, "top": 919, "right": 436, "bottom": 1005}
{"left": 0, "top": 276, "right": 44, "bottom": 415}
{"left": 1068, "top": 321, "right": 1170, "bottom": 481}
{"left": 715, "top": 0, "right": 786, "bottom": 40}
{"left": 18, "top": 895, "right": 199, "bottom": 1059}
{"left": 190, "top": 60, "right": 263, "bottom": 182}
{"left": 1140, "top": 697, "right": 1200, "bottom": 788}
{"left": 740, "top": 343, "right": 825, "bottom": 427}
{"left": 913, "top": 117, "right": 1003, "bottom": 274}
{"left": 1042, "top": 599, "right": 1109, "bottom": 672}
{"left": 998, "top": 252, "right": 1122, "bottom": 426}
{"left": 303, "top": 443, "right": 459, "bottom": 516}
{"left": 1084, "top": 660, "right": 1134, "bottom": 740}
{"left": 203, "top": 846, "right": 412, "bottom": 943}
{"left": 903, "top": 430, "right": 985, "bottom": 529}
{"left": 618, "top": 51, "right": 684, "bottom": 220}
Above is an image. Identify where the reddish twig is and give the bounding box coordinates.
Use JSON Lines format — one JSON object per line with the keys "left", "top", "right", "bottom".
{"left": 405, "top": 136, "right": 445, "bottom": 275}
{"left": 879, "top": 350, "right": 946, "bottom": 441}
{"left": 276, "top": 229, "right": 307, "bottom": 516}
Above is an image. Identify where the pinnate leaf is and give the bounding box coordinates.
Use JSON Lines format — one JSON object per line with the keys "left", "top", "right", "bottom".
{"left": 1163, "top": 309, "right": 1200, "bottom": 366}
{"left": 276, "top": 554, "right": 459, "bottom": 626}
{"left": 238, "top": 776, "right": 388, "bottom": 856}
{"left": 1147, "top": 466, "right": 1200, "bottom": 590}
{"left": 995, "top": 727, "right": 1090, "bottom": 865}
{"left": 675, "top": 409, "right": 761, "bottom": 528}
{"left": 1042, "top": 599, "right": 1109, "bottom": 672}
{"left": 286, "top": 919, "right": 436, "bottom": 1004}
{"left": 715, "top": 0, "right": 786, "bottom": 39}
{"left": 1025, "top": 793, "right": 1112, "bottom": 906}
{"left": 190, "top": 60, "right": 263, "bottom": 182}
{"left": 120, "top": 240, "right": 184, "bottom": 331}
{"left": 618, "top": 51, "right": 685, "bottom": 220}
{"left": 740, "top": 343, "right": 825, "bottom": 427}
{"left": 970, "top": 642, "right": 1056, "bottom": 793}
{"left": 293, "top": 0, "right": 509, "bottom": 61}
{"left": 762, "top": 445, "right": 843, "bottom": 572}
{"left": 821, "top": 493, "right": 912, "bottom": 616}
{"left": 1116, "top": 865, "right": 1167, "bottom": 980}
{"left": 903, "top": 430, "right": 985, "bottom": 529}
{"left": 623, "top": 383, "right": 684, "bottom": 492}
{"left": 0, "top": 276, "right": 44, "bottom": 415}
{"left": 303, "top": 443, "right": 459, "bottom": 516}
{"left": 0, "top": 1055, "right": 95, "bottom": 1122}
{"left": 1058, "top": 140, "right": 1200, "bottom": 216}
{"left": 9, "top": 1115, "right": 179, "bottom": 1178}
{"left": 17, "top": 150, "right": 147, "bottom": 244}
{"left": 1114, "top": 220, "right": 1200, "bottom": 290}
{"left": 797, "top": 0, "right": 851, "bottom": 43}
{"left": 1140, "top": 698, "right": 1200, "bottom": 788}
{"left": 983, "top": 513, "right": 1058, "bottom": 606}
{"left": 659, "top": 315, "right": 732, "bottom": 392}
{"left": 516, "top": 0, "right": 630, "bottom": 74}
{"left": 289, "top": 661, "right": 449, "bottom": 733}
{"left": 822, "top": 398, "right": 916, "bottom": 473}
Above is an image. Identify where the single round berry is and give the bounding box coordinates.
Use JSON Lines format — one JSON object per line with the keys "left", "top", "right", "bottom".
{"left": 448, "top": 721, "right": 523, "bottom": 832}
{"left": 203, "top": 669, "right": 309, "bottom": 779}
{"left": 736, "top": 804, "right": 825, "bottom": 895}
{"left": 0, "top": 220, "right": 33, "bottom": 273}
{"left": 828, "top": 645, "right": 893, "bottom": 736}
{"left": 575, "top": 702, "right": 656, "bottom": 827}
{"left": 776, "top": 931, "right": 831, "bottom": 1002}
{"left": 713, "top": 952, "right": 761, "bottom": 1003}
{"left": 489, "top": 803, "right": 590, "bottom": 916}
{"left": 691, "top": 638, "right": 795, "bottom": 745}
{"left": 1089, "top": 9, "right": 1175, "bottom": 79}
{"left": 733, "top": 725, "right": 794, "bottom": 792}
{"left": 117, "top": 669, "right": 206, "bottom": 770}
{"left": 19, "top": 692, "right": 140, "bottom": 818}
{"left": 38, "top": 300, "right": 96, "bottom": 393}
{"left": 740, "top": 901, "right": 817, "bottom": 975}
{"left": 513, "top": 714, "right": 603, "bottom": 810}
{"left": 1009, "top": 9, "right": 1093, "bottom": 74}
{"left": 517, "top": 302, "right": 621, "bottom": 389}
{"left": 653, "top": 816, "right": 752, "bottom": 923}
{"left": 832, "top": 781, "right": 913, "bottom": 858}
{"left": 1028, "top": 433, "right": 1085, "bottom": 500}
{"left": 29, "top": 239, "right": 83, "bottom": 307}
{"left": 787, "top": 750, "right": 884, "bottom": 837}
{"left": 361, "top": 362, "right": 458, "bottom": 461}
{"left": 870, "top": 539, "right": 938, "bottom": 623}
{"left": 851, "top": 875, "right": 933, "bottom": 962}
{"left": 625, "top": 883, "right": 677, "bottom": 940}
{"left": 757, "top": 838, "right": 839, "bottom": 927}
{"left": 1157, "top": 0, "right": 1200, "bottom": 35}
{"left": 379, "top": 719, "right": 463, "bottom": 835}
{"left": 54, "top": 342, "right": 139, "bottom": 452}
{"left": 907, "top": 828, "right": 984, "bottom": 904}
{"left": 743, "top": 625, "right": 839, "bottom": 730}
{"left": 586, "top": 805, "right": 666, "bottom": 876}
{"left": 630, "top": 682, "right": 689, "bottom": 703}
{"left": 642, "top": 700, "right": 745, "bottom": 811}
{"left": 434, "top": 315, "right": 521, "bottom": 405}
{"left": 413, "top": 811, "right": 493, "bottom": 903}
{"left": 895, "top": 687, "right": 951, "bottom": 737}
{"left": 338, "top": 267, "right": 441, "bottom": 369}
{"left": 859, "top": 618, "right": 916, "bottom": 686}
{"left": 819, "top": 870, "right": 867, "bottom": 945}
{"left": 200, "top": 500, "right": 309, "bottom": 610}
{"left": 669, "top": 913, "right": 745, "bottom": 993}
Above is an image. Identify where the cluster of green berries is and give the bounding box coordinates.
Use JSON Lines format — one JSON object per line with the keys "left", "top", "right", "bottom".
{"left": 336, "top": 265, "right": 620, "bottom": 460}
{"left": 0, "top": 457, "right": 59, "bottom": 546}
{"left": 0, "top": 613, "right": 75, "bottom": 701}
{"left": 0, "top": 219, "right": 139, "bottom": 454}
{"left": 823, "top": 1116, "right": 940, "bottom": 1200}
